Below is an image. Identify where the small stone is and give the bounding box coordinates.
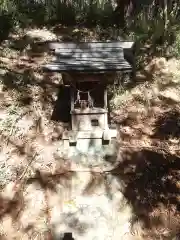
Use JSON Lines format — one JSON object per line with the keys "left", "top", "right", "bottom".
{"left": 159, "top": 88, "right": 180, "bottom": 102}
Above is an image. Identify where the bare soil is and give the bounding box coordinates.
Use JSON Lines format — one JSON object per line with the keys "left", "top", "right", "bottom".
{"left": 0, "top": 27, "right": 179, "bottom": 240}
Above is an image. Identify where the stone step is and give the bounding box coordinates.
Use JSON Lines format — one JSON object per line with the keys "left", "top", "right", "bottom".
{"left": 63, "top": 138, "right": 118, "bottom": 166}
{"left": 62, "top": 129, "right": 117, "bottom": 140}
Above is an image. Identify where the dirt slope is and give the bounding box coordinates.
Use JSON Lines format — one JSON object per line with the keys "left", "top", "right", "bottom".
{"left": 0, "top": 28, "right": 179, "bottom": 239}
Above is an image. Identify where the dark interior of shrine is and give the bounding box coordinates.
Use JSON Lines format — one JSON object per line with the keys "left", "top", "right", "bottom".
{"left": 74, "top": 81, "right": 105, "bottom": 109}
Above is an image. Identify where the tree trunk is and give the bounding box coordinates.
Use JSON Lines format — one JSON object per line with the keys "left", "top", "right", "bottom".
{"left": 114, "top": 0, "right": 130, "bottom": 29}
{"left": 163, "top": 0, "right": 168, "bottom": 30}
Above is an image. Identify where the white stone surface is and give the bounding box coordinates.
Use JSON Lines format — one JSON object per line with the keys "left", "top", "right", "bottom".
{"left": 49, "top": 170, "right": 133, "bottom": 240}
{"left": 63, "top": 138, "right": 118, "bottom": 167}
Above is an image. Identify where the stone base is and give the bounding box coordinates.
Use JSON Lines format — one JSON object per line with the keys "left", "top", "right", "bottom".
{"left": 63, "top": 138, "right": 118, "bottom": 167}
{"left": 71, "top": 108, "right": 108, "bottom": 131}
{"left": 62, "top": 129, "right": 117, "bottom": 141}
{"left": 62, "top": 129, "right": 118, "bottom": 167}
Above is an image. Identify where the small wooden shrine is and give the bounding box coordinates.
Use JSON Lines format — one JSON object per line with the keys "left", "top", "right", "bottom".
{"left": 44, "top": 41, "right": 134, "bottom": 146}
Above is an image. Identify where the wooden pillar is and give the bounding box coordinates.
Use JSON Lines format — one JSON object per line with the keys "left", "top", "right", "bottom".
{"left": 104, "top": 86, "right": 108, "bottom": 130}
{"left": 70, "top": 86, "right": 74, "bottom": 112}
{"left": 104, "top": 86, "right": 108, "bottom": 110}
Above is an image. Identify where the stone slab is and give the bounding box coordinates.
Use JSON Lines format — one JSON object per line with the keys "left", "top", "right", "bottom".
{"left": 62, "top": 129, "right": 117, "bottom": 140}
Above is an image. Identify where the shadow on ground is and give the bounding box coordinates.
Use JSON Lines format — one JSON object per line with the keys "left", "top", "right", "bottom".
{"left": 153, "top": 109, "right": 180, "bottom": 140}
{"left": 110, "top": 149, "right": 180, "bottom": 235}
{"left": 0, "top": 28, "right": 180, "bottom": 239}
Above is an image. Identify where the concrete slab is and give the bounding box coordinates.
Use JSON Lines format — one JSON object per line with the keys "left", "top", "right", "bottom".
{"left": 63, "top": 138, "right": 118, "bottom": 167}
{"left": 62, "top": 129, "right": 117, "bottom": 140}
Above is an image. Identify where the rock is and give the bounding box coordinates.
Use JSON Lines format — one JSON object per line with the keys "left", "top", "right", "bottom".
{"left": 145, "top": 57, "right": 167, "bottom": 74}
{"left": 0, "top": 68, "right": 8, "bottom": 76}
{"left": 159, "top": 88, "right": 180, "bottom": 102}
{"left": 1, "top": 181, "right": 17, "bottom": 200}
{"left": 25, "top": 28, "right": 57, "bottom": 42}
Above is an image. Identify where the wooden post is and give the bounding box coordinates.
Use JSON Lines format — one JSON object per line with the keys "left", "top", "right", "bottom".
{"left": 104, "top": 86, "right": 109, "bottom": 130}
{"left": 70, "top": 87, "right": 74, "bottom": 112}
{"left": 104, "top": 87, "right": 108, "bottom": 110}
{"left": 70, "top": 86, "right": 75, "bottom": 131}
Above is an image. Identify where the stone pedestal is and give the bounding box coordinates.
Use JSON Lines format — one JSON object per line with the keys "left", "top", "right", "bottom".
{"left": 62, "top": 74, "right": 117, "bottom": 147}
{"left": 71, "top": 108, "right": 108, "bottom": 131}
